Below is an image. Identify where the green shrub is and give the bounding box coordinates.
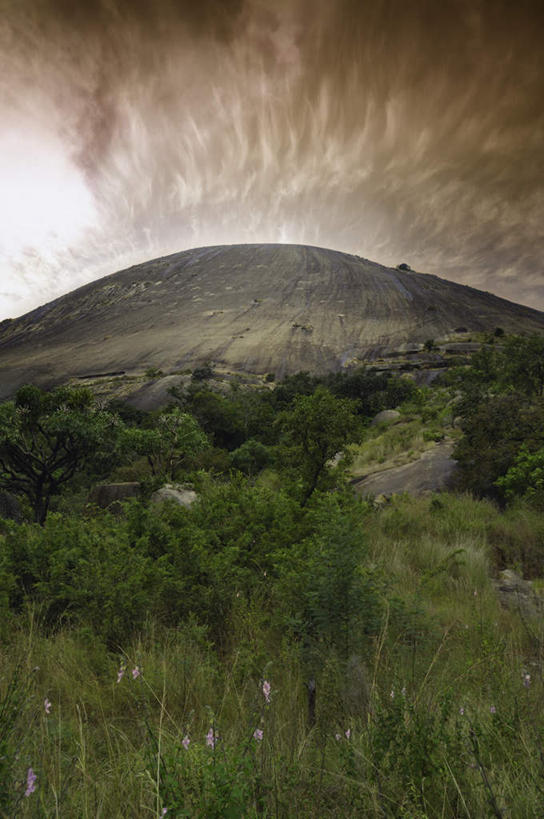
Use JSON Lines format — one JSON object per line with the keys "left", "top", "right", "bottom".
{"left": 144, "top": 366, "right": 164, "bottom": 379}
{"left": 191, "top": 362, "right": 215, "bottom": 382}
{"left": 496, "top": 445, "right": 544, "bottom": 510}
{"left": 230, "top": 439, "right": 272, "bottom": 476}
{"left": 0, "top": 513, "right": 181, "bottom": 644}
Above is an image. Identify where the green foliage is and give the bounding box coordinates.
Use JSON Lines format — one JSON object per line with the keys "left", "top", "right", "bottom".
{"left": 454, "top": 395, "right": 544, "bottom": 500}
{"left": 1, "top": 488, "right": 544, "bottom": 815}
{"left": 2, "top": 348, "right": 544, "bottom": 813}
{"left": 191, "top": 362, "right": 215, "bottom": 382}
{"left": 445, "top": 334, "right": 544, "bottom": 411}
{"left": 148, "top": 694, "right": 271, "bottom": 818}
{"left": 121, "top": 407, "right": 209, "bottom": 479}
{"left": 0, "top": 663, "right": 36, "bottom": 814}
{"left": 106, "top": 398, "right": 149, "bottom": 427}
{"left": 276, "top": 386, "right": 361, "bottom": 504}
{"left": 230, "top": 439, "right": 271, "bottom": 476}
{"left": 442, "top": 334, "right": 544, "bottom": 501}
{"left": 144, "top": 366, "right": 164, "bottom": 379}
{"left": 496, "top": 445, "right": 544, "bottom": 509}
{"left": 486, "top": 504, "right": 544, "bottom": 576}
{"left": 0, "top": 514, "right": 177, "bottom": 644}
{"left": 322, "top": 367, "right": 415, "bottom": 417}
{"left": 369, "top": 689, "right": 464, "bottom": 813}
{"left": 499, "top": 334, "right": 544, "bottom": 396}
{"left": 272, "top": 493, "right": 382, "bottom": 665}
{"left": 0, "top": 385, "right": 122, "bottom": 523}
{"left": 271, "top": 371, "right": 320, "bottom": 408}
{"left": 180, "top": 389, "right": 248, "bottom": 450}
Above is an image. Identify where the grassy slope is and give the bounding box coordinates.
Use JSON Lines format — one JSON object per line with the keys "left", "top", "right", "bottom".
{"left": 2, "top": 493, "right": 544, "bottom": 817}
{"left": 2, "top": 385, "right": 544, "bottom": 817}
{"left": 348, "top": 386, "right": 461, "bottom": 478}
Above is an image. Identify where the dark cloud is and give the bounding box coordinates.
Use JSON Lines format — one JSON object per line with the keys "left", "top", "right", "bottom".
{"left": 25, "top": 0, "right": 247, "bottom": 37}
{"left": 1, "top": 0, "right": 544, "bottom": 317}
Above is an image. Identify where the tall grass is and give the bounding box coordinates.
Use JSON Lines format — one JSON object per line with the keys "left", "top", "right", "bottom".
{"left": 2, "top": 494, "right": 544, "bottom": 816}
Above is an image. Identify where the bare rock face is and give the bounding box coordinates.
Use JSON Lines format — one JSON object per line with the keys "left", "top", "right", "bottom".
{"left": 1, "top": 243, "right": 544, "bottom": 401}
{"left": 150, "top": 484, "right": 197, "bottom": 508}
{"left": 354, "top": 440, "right": 457, "bottom": 498}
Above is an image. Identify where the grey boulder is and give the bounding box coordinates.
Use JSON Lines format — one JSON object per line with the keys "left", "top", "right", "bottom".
{"left": 151, "top": 484, "right": 197, "bottom": 509}
{"left": 371, "top": 409, "right": 401, "bottom": 426}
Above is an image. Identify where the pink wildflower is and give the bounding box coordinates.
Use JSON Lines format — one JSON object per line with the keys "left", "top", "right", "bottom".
{"left": 253, "top": 728, "right": 264, "bottom": 741}
{"left": 345, "top": 728, "right": 351, "bottom": 740}
{"left": 161, "top": 809, "right": 167, "bottom": 816}
{"left": 523, "top": 673, "right": 531, "bottom": 688}
{"left": 44, "top": 698, "right": 52, "bottom": 715}
{"left": 335, "top": 733, "right": 341, "bottom": 741}
{"left": 206, "top": 728, "right": 216, "bottom": 748}
{"left": 459, "top": 707, "right": 465, "bottom": 716}
{"left": 132, "top": 666, "right": 141, "bottom": 680}
{"left": 24, "top": 768, "right": 37, "bottom": 797}
{"left": 182, "top": 736, "right": 190, "bottom": 750}
{"left": 262, "top": 680, "right": 271, "bottom": 703}
{"left": 116, "top": 666, "right": 125, "bottom": 684}
{"left": 490, "top": 705, "right": 496, "bottom": 714}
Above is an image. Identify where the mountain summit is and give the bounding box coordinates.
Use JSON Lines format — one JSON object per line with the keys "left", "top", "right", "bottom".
{"left": 1, "top": 243, "right": 544, "bottom": 399}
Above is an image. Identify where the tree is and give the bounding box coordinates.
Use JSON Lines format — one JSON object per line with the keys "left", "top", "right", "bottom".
{"left": 0, "top": 385, "right": 122, "bottom": 524}
{"left": 501, "top": 334, "right": 544, "bottom": 397}
{"left": 121, "top": 407, "right": 208, "bottom": 478}
{"left": 276, "top": 386, "right": 361, "bottom": 505}
{"left": 230, "top": 439, "right": 271, "bottom": 476}
{"left": 453, "top": 394, "right": 544, "bottom": 500}
{"left": 496, "top": 445, "right": 544, "bottom": 509}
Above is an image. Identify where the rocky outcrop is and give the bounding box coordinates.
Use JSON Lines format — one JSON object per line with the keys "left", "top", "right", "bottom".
{"left": 150, "top": 484, "right": 197, "bottom": 509}
{"left": 1, "top": 244, "right": 544, "bottom": 401}
{"left": 371, "top": 409, "right": 401, "bottom": 426}
{"left": 493, "top": 569, "right": 544, "bottom": 618}
{"left": 88, "top": 482, "right": 141, "bottom": 511}
{"left": 353, "top": 440, "right": 457, "bottom": 498}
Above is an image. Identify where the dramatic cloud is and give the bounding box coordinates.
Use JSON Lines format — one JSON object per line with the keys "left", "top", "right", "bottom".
{"left": 1, "top": 0, "right": 543, "bottom": 318}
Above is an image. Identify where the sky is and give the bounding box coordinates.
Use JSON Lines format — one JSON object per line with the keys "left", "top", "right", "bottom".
{"left": 1, "top": 0, "right": 543, "bottom": 320}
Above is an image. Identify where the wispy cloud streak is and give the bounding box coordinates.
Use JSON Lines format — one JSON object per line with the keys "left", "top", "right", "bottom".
{"left": 1, "top": 0, "right": 543, "bottom": 317}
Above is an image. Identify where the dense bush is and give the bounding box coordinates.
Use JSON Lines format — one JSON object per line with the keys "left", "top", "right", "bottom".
{"left": 496, "top": 445, "right": 544, "bottom": 510}
{"left": 1, "top": 343, "right": 544, "bottom": 814}
{"left": 453, "top": 395, "right": 544, "bottom": 500}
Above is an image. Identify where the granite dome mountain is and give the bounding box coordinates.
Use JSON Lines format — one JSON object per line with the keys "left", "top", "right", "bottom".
{"left": 1, "top": 243, "right": 544, "bottom": 401}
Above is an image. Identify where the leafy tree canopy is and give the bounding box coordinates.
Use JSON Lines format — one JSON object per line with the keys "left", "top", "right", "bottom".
{"left": 0, "top": 385, "right": 122, "bottom": 523}
{"left": 496, "top": 445, "right": 544, "bottom": 509}
{"left": 276, "top": 386, "right": 362, "bottom": 504}
{"left": 121, "top": 407, "right": 209, "bottom": 479}
{"left": 453, "top": 394, "right": 544, "bottom": 500}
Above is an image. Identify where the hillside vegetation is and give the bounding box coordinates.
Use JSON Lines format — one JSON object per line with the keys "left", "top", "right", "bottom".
{"left": 1, "top": 335, "right": 544, "bottom": 817}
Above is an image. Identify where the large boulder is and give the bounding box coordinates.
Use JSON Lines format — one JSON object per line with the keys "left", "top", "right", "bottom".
{"left": 371, "top": 409, "right": 401, "bottom": 426}
{"left": 151, "top": 484, "right": 198, "bottom": 509}
{"left": 353, "top": 440, "right": 457, "bottom": 498}
{"left": 88, "top": 482, "right": 141, "bottom": 511}
{"left": 493, "top": 569, "right": 544, "bottom": 617}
